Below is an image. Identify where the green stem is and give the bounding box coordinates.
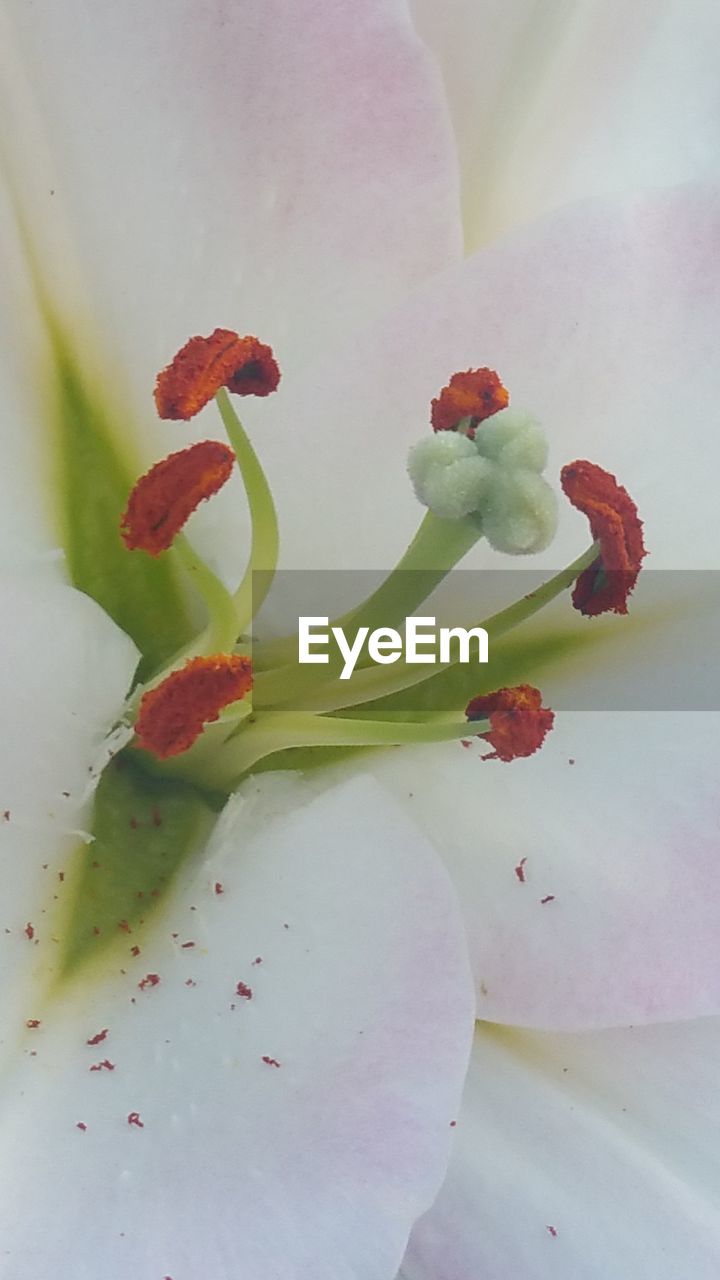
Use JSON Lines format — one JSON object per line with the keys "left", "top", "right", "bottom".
{"left": 173, "top": 533, "right": 239, "bottom": 651}
{"left": 124, "top": 538, "right": 242, "bottom": 716}
{"left": 252, "top": 509, "right": 481, "bottom": 672}
{"left": 255, "top": 540, "right": 600, "bottom": 712}
{"left": 215, "top": 387, "right": 279, "bottom": 630}
{"left": 158, "top": 709, "right": 488, "bottom": 790}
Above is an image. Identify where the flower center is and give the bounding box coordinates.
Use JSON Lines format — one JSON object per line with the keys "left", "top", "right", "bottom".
{"left": 115, "top": 329, "right": 644, "bottom": 791}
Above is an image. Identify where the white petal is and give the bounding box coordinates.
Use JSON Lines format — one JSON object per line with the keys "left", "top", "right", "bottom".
{"left": 2, "top": 0, "right": 460, "bottom": 388}
{"left": 367, "top": 711, "right": 720, "bottom": 1029}
{"left": 252, "top": 184, "right": 720, "bottom": 571}
{"left": 0, "top": 576, "right": 137, "bottom": 1046}
{"left": 0, "top": 774, "right": 474, "bottom": 1279}
{"left": 411, "top": 0, "right": 720, "bottom": 249}
{"left": 402, "top": 1017, "right": 720, "bottom": 1279}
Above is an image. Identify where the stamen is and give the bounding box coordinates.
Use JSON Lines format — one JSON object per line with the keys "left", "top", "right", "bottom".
{"left": 560, "top": 460, "right": 646, "bottom": 615}
{"left": 431, "top": 368, "right": 509, "bottom": 435}
{"left": 154, "top": 329, "right": 280, "bottom": 420}
{"left": 465, "top": 684, "right": 554, "bottom": 762}
{"left": 135, "top": 655, "right": 253, "bottom": 759}
{"left": 120, "top": 440, "right": 235, "bottom": 555}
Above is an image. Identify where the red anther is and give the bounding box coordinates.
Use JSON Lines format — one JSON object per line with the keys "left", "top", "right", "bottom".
{"left": 154, "top": 328, "right": 281, "bottom": 420}
{"left": 466, "top": 685, "right": 554, "bottom": 762}
{"left": 135, "top": 655, "right": 253, "bottom": 760}
{"left": 560, "top": 460, "right": 646, "bottom": 616}
{"left": 127, "top": 1111, "right": 144, "bottom": 1128}
{"left": 431, "top": 368, "right": 509, "bottom": 435}
{"left": 120, "top": 440, "right": 235, "bottom": 556}
{"left": 224, "top": 337, "right": 281, "bottom": 398}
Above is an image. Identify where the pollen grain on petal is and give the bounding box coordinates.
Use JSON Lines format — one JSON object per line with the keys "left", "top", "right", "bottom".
{"left": 120, "top": 440, "right": 235, "bottom": 555}
{"left": 154, "top": 328, "right": 280, "bottom": 420}
{"left": 431, "top": 368, "right": 509, "bottom": 435}
{"left": 466, "top": 684, "right": 554, "bottom": 762}
{"left": 560, "top": 460, "right": 646, "bottom": 616}
{"left": 135, "top": 655, "right": 253, "bottom": 760}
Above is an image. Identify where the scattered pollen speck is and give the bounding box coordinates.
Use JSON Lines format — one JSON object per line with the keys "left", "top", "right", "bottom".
{"left": 138, "top": 973, "right": 160, "bottom": 991}
{"left": 568, "top": 758, "right": 575, "bottom": 766}
{"left": 2, "top": 810, "right": 10, "bottom": 821}
{"left": 514, "top": 857, "right": 527, "bottom": 883}
{"left": 76, "top": 1122, "right": 87, "bottom": 1132}
{"left": 130, "top": 945, "right": 141, "bottom": 957}
{"left": 90, "top": 1059, "right": 115, "bottom": 1072}
{"left": 185, "top": 979, "right": 197, "bottom": 987}
{"left": 449, "top": 1120, "right": 457, "bottom": 1127}
{"left": 214, "top": 882, "right": 224, "bottom": 895}
{"left": 86, "top": 1029, "right": 108, "bottom": 1046}
{"left": 252, "top": 956, "right": 263, "bottom": 966}
{"left": 262, "top": 1056, "right": 281, "bottom": 1068}
{"left": 118, "top": 920, "right": 131, "bottom": 933}
{"left": 180, "top": 941, "right": 195, "bottom": 949}
{"left": 546, "top": 1225, "right": 558, "bottom": 1238}
{"left": 540, "top": 895, "right": 555, "bottom": 905}
{"left": 25, "top": 1019, "right": 41, "bottom": 1029}
{"left": 236, "top": 982, "right": 252, "bottom": 1000}
{"left": 127, "top": 1112, "right": 144, "bottom": 1128}
{"left": 24, "top": 923, "right": 34, "bottom": 940}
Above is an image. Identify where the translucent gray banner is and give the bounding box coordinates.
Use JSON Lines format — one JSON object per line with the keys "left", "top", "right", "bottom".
{"left": 248, "top": 570, "right": 720, "bottom": 712}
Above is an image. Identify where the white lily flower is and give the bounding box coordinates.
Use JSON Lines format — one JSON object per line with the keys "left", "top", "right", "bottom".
{"left": 1, "top": 2, "right": 719, "bottom": 1278}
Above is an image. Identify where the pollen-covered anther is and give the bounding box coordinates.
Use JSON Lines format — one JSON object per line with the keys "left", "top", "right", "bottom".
{"left": 135, "top": 655, "right": 253, "bottom": 760}
{"left": 465, "top": 684, "right": 554, "bottom": 762}
{"left": 431, "top": 368, "right": 509, "bottom": 435}
{"left": 561, "top": 460, "right": 646, "bottom": 616}
{"left": 154, "top": 328, "right": 281, "bottom": 420}
{"left": 120, "top": 440, "right": 235, "bottom": 555}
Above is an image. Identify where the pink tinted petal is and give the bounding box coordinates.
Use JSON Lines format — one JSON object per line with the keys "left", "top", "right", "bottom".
{"left": 256, "top": 184, "right": 720, "bottom": 571}
{"left": 370, "top": 712, "right": 720, "bottom": 1029}
{"left": 411, "top": 0, "right": 720, "bottom": 249}
{"left": 402, "top": 1018, "right": 720, "bottom": 1280}
{"left": 3, "top": 0, "right": 460, "bottom": 394}
{"left": 253, "top": 186, "right": 720, "bottom": 1030}
{"left": 0, "top": 775, "right": 474, "bottom": 1279}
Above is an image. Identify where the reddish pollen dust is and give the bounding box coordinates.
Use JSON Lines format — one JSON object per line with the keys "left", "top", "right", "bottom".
{"left": 127, "top": 1111, "right": 144, "bottom": 1128}
{"left": 120, "top": 440, "right": 235, "bottom": 556}
{"left": 561, "top": 460, "right": 646, "bottom": 616}
{"left": 154, "top": 328, "right": 281, "bottom": 420}
{"left": 466, "top": 685, "right": 554, "bottom": 762}
{"left": 431, "top": 368, "right": 509, "bottom": 434}
{"left": 135, "top": 655, "right": 253, "bottom": 760}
